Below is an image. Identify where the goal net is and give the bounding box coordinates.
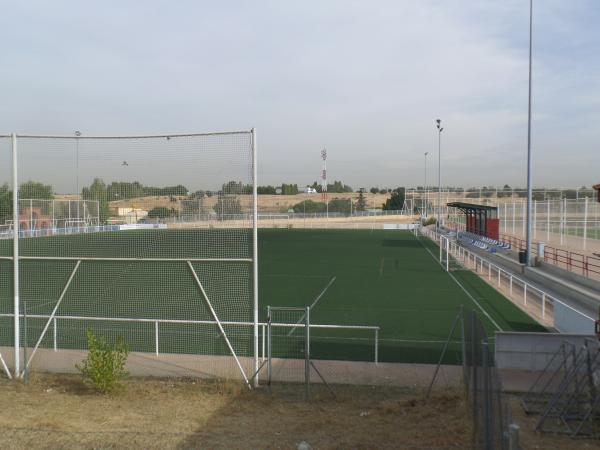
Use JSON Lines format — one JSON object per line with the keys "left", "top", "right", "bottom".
{"left": 0, "top": 131, "right": 258, "bottom": 385}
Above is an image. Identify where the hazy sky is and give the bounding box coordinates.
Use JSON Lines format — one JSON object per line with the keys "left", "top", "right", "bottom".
{"left": 1, "top": 1, "right": 599, "bottom": 189}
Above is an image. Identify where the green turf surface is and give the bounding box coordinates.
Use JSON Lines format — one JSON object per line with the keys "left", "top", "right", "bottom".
{"left": 0, "top": 228, "right": 545, "bottom": 364}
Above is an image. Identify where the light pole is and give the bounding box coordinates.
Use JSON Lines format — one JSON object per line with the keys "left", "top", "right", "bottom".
{"left": 424, "top": 152, "right": 429, "bottom": 218}
{"left": 436, "top": 119, "right": 444, "bottom": 230}
{"left": 525, "top": 0, "right": 534, "bottom": 266}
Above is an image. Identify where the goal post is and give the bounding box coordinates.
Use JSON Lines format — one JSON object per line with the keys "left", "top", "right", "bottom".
{"left": 2, "top": 130, "right": 258, "bottom": 385}
{"left": 440, "top": 234, "right": 450, "bottom": 272}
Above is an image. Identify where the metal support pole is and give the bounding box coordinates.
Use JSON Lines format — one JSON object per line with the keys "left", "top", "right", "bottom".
{"left": 305, "top": 306, "right": 310, "bottom": 400}
{"left": 525, "top": 0, "right": 534, "bottom": 266}
{"left": 583, "top": 197, "right": 588, "bottom": 251}
{"left": 547, "top": 200, "right": 550, "bottom": 242}
{"left": 154, "top": 321, "right": 159, "bottom": 356}
{"left": 267, "top": 306, "right": 272, "bottom": 388}
{"left": 374, "top": 328, "right": 379, "bottom": 364}
{"left": 251, "top": 128, "right": 259, "bottom": 387}
{"left": 53, "top": 317, "right": 57, "bottom": 352}
{"left": 12, "top": 133, "right": 20, "bottom": 377}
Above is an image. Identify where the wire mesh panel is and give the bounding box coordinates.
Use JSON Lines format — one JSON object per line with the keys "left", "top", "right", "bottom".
{"left": 464, "top": 310, "right": 511, "bottom": 450}
{"left": 0, "top": 131, "right": 257, "bottom": 383}
{"left": 267, "top": 306, "right": 309, "bottom": 396}
{"left": 0, "top": 136, "right": 13, "bottom": 368}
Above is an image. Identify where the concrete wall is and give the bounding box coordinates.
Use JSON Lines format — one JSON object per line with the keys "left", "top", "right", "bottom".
{"left": 495, "top": 331, "right": 595, "bottom": 371}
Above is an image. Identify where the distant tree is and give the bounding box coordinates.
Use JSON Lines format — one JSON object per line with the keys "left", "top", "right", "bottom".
{"left": 328, "top": 198, "right": 352, "bottom": 214}
{"left": 382, "top": 187, "right": 405, "bottom": 211}
{"left": 355, "top": 191, "right": 367, "bottom": 211}
{"left": 564, "top": 189, "right": 578, "bottom": 200}
{"left": 369, "top": 187, "right": 380, "bottom": 194}
{"left": 0, "top": 184, "right": 12, "bottom": 222}
{"left": 213, "top": 194, "right": 242, "bottom": 218}
{"left": 291, "top": 200, "right": 326, "bottom": 213}
{"left": 257, "top": 185, "right": 277, "bottom": 195}
{"left": 309, "top": 181, "right": 323, "bottom": 193}
{"left": 532, "top": 190, "right": 544, "bottom": 201}
{"left": 19, "top": 181, "right": 54, "bottom": 199}
{"left": 147, "top": 206, "right": 172, "bottom": 219}
{"left": 281, "top": 183, "right": 299, "bottom": 195}
{"left": 379, "top": 189, "right": 387, "bottom": 194}
{"left": 327, "top": 180, "right": 353, "bottom": 193}
{"left": 82, "top": 178, "right": 110, "bottom": 222}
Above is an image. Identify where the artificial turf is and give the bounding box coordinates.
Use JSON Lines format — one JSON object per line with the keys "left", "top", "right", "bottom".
{"left": 0, "top": 228, "right": 546, "bottom": 364}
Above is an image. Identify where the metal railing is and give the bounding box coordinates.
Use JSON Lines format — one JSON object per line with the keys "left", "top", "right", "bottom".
{"left": 0, "top": 313, "right": 380, "bottom": 365}
{"left": 499, "top": 233, "right": 600, "bottom": 278}
{"left": 422, "top": 227, "right": 595, "bottom": 331}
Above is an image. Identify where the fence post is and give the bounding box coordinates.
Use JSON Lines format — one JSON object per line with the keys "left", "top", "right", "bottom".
{"left": 509, "top": 423, "right": 520, "bottom": 450}
{"left": 524, "top": 284, "right": 527, "bottom": 305}
{"left": 305, "top": 306, "right": 310, "bottom": 400}
{"left": 53, "top": 317, "right": 57, "bottom": 352}
{"left": 11, "top": 133, "right": 20, "bottom": 378}
{"left": 154, "top": 320, "right": 159, "bottom": 356}
{"left": 510, "top": 275, "right": 513, "bottom": 295}
{"left": 267, "top": 306, "right": 272, "bottom": 387}
{"left": 583, "top": 197, "right": 588, "bottom": 251}
{"left": 482, "top": 341, "right": 492, "bottom": 449}
{"left": 541, "top": 293, "right": 546, "bottom": 318}
{"left": 374, "top": 328, "right": 379, "bottom": 364}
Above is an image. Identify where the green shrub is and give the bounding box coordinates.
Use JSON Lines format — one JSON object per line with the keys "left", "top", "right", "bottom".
{"left": 422, "top": 217, "right": 437, "bottom": 226}
{"left": 76, "top": 329, "right": 129, "bottom": 393}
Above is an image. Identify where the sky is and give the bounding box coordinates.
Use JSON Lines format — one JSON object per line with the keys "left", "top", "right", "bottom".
{"left": 1, "top": 0, "right": 599, "bottom": 190}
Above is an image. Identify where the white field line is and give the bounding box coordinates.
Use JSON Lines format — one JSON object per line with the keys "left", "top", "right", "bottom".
{"left": 287, "top": 276, "right": 337, "bottom": 337}
{"left": 417, "top": 234, "right": 503, "bottom": 332}
{"left": 310, "top": 276, "right": 337, "bottom": 310}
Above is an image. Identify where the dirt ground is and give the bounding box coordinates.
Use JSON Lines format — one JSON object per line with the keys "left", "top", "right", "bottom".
{"left": 0, "top": 373, "right": 469, "bottom": 450}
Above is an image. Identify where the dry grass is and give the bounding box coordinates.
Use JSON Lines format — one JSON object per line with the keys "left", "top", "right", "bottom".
{"left": 509, "top": 396, "right": 600, "bottom": 450}
{"left": 0, "top": 373, "right": 469, "bottom": 450}
{"left": 105, "top": 192, "right": 392, "bottom": 214}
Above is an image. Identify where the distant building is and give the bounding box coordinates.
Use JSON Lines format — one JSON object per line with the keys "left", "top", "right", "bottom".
{"left": 301, "top": 187, "right": 318, "bottom": 194}
{"left": 117, "top": 207, "right": 148, "bottom": 224}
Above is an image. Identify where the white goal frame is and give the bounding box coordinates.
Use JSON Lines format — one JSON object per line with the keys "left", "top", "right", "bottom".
{"left": 6, "top": 130, "right": 259, "bottom": 388}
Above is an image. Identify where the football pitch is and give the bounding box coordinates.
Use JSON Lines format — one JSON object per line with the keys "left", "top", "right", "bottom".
{"left": 0, "top": 228, "right": 545, "bottom": 365}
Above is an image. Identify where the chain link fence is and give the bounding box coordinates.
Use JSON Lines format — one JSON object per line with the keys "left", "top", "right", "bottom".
{"left": 463, "top": 310, "right": 516, "bottom": 450}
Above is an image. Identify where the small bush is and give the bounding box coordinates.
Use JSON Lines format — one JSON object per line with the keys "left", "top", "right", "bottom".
{"left": 76, "top": 329, "right": 129, "bottom": 393}
{"left": 421, "top": 217, "right": 437, "bottom": 226}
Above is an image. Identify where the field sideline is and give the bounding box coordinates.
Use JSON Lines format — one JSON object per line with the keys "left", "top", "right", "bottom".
{"left": 0, "top": 228, "right": 545, "bottom": 365}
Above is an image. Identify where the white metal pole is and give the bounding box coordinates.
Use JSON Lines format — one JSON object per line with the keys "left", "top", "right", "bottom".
{"left": 547, "top": 200, "right": 550, "bottom": 242}
{"left": 583, "top": 197, "right": 588, "bottom": 251}
{"left": 512, "top": 202, "right": 516, "bottom": 235}
{"left": 522, "top": 202, "right": 526, "bottom": 238}
{"left": 424, "top": 152, "right": 428, "bottom": 218}
{"left": 251, "top": 128, "right": 259, "bottom": 387}
{"left": 12, "top": 133, "right": 20, "bottom": 377}
{"left": 533, "top": 200, "right": 537, "bottom": 239}
{"left": 525, "top": 0, "right": 534, "bottom": 266}
{"left": 437, "top": 123, "right": 442, "bottom": 230}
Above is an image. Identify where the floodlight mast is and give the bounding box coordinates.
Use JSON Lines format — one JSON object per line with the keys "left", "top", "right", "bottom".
{"left": 424, "top": 152, "right": 429, "bottom": 218}
{"left": 321, "top": 148, "right": 328, "bottom": 218}
{"left": 525, "top": 0, "right": 534, "bottom": 266}
{"left": 436, "top": 120, "right": 443, "bottom": 231}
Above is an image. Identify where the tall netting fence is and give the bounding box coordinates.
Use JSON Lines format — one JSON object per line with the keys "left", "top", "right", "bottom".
{"left": 496, "top": 199, "right": 600, "bottom": 253}
{"left": 0, "top": 136, "right": 12, "bottom": 363}
{"left": 464, "top": 310, "right": 513, "bottom": 450}
{"left": 0, "top": 132, "right": 257, "bottom": 384}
